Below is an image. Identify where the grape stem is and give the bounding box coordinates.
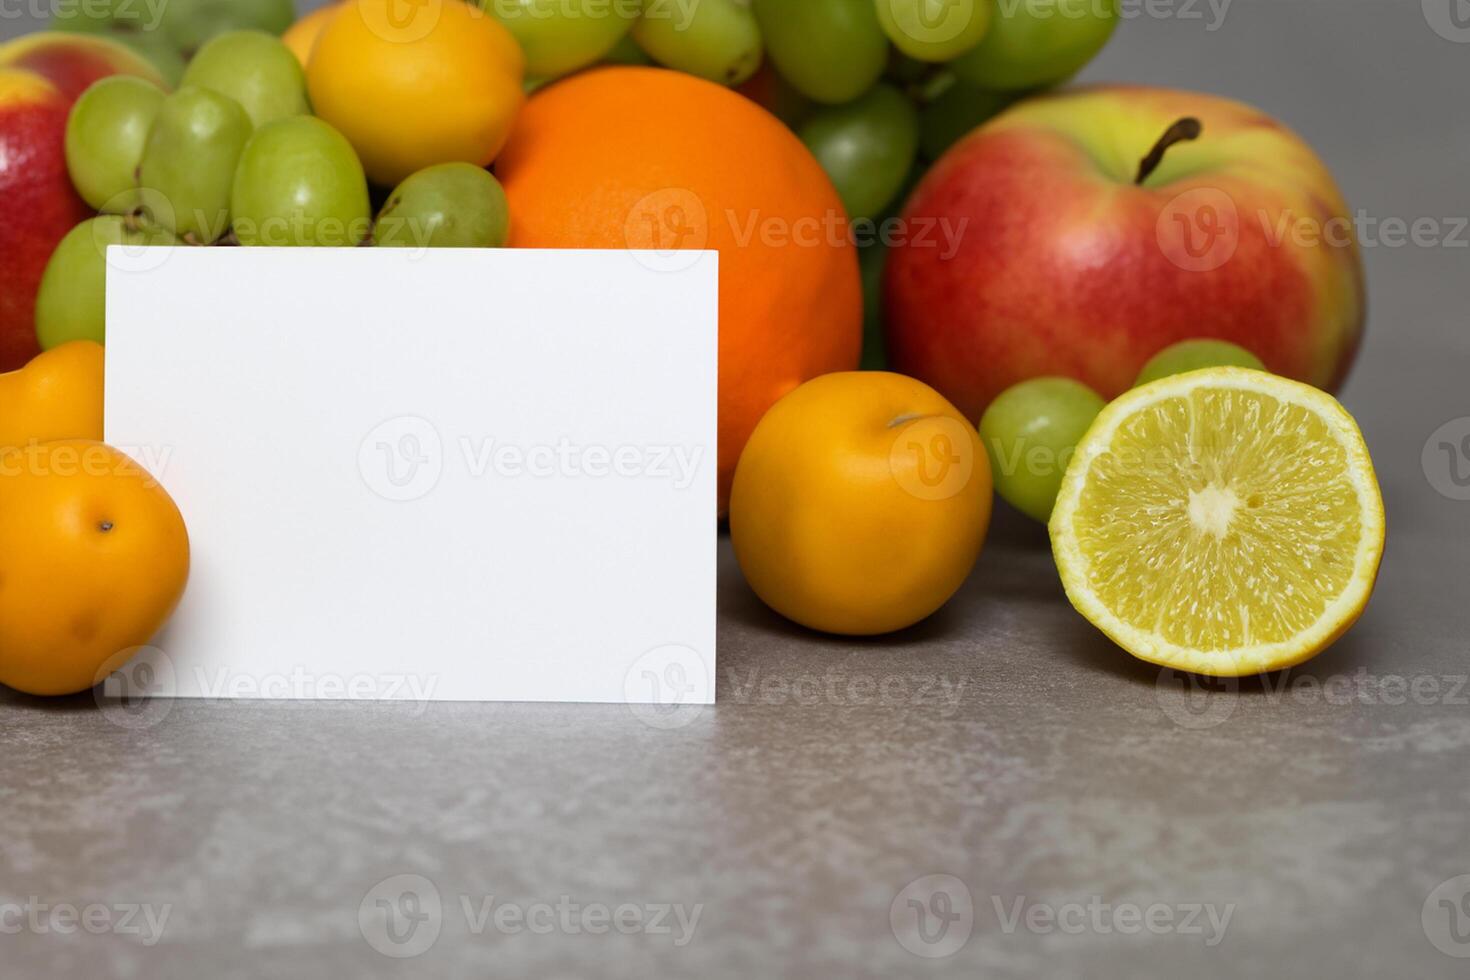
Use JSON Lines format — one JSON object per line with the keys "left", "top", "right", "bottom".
{"left": 908, "top": 66, "right": 955, "bottom": 105}
{"left": 1135, "top": 117, "right": 1202, "bottom": 185}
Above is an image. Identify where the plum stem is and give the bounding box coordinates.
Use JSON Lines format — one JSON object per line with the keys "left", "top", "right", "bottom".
{"left": 1135, "top": 117, "right": 1203, "bottom": 185}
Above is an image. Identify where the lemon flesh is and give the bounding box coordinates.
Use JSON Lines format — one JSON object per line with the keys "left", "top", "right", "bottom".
{"left": 1049, "top": 368, "right": 1384, "bottom": 677}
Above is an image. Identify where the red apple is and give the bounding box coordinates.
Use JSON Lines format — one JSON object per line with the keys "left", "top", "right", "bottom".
{"left": 0, "top": 70, "right": 87, "bottom": 372}
{"left": 885, "top": 85, "right": 1365, "bottom": 422}
{"left": 0, "top": 33, "right": 163, "bottom": 371}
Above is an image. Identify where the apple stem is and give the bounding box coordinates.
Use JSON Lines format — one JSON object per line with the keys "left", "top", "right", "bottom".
{"left": 1135, "top": 117, "right": 1203, "bottom": 185}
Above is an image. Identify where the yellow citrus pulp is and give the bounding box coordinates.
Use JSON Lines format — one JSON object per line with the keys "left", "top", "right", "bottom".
{"left": 1049, "top": 367, "right": 1384, "bottom": 677}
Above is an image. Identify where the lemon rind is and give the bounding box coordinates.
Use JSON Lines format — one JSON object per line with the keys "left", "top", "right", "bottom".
{"left": 1048, "top": 367, "right": 1385, "bottom": 678}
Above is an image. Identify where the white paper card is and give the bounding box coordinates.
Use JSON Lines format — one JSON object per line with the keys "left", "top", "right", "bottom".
{"left": 105, "top": 247, "right": 717, "bottom": 704}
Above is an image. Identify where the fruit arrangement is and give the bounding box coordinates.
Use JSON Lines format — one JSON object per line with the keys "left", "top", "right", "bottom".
{"left": 0, "top": 0, "right": 1383, "bottom": 695}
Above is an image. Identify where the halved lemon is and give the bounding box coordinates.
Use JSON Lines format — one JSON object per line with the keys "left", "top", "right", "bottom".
{"left": 1049, "top": 368, "right": 1384, "bottom": 677}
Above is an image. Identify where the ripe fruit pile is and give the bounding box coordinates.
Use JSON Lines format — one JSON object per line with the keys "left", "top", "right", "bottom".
{"left": 32, "top": 3, "right": 526, "bottom": 353}
{"left": 0, "top": 1, "right": 1384, "bottom": 695}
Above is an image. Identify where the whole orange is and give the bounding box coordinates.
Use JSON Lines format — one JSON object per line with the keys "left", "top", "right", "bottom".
{"left": 0, "top": 441, "right": 189, "bottom": 696}
{"left": 306, "top": 0, "right": 523, "bottom": 186}
{"left": 496, "top": 66, "right": 863, "bottom": 512}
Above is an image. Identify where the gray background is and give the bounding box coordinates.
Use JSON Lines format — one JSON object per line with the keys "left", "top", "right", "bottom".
{"left": 3, "top": 1, "right": 1469, "bottom": 977}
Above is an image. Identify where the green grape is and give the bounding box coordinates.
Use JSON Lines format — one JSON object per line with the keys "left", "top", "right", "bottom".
{"left": 137, "top": 86, "right": 253, "bottom": 243}
{"left": 157, "top": 0, "right": 295, "bottom": 53}
{"left": 875, "top": 0, "right": 992, "bottom": 62}
{"left": 482, "top": 0, "right": 639, "bottom": 79}
{"left": 799, "top": 84, "right": 919, "bottom": 220}
{"left": 979, "top": 377, "right": 1105, "bottom": 522}
{"left": 1134, "top": 340, "right": 1266, "bottom": 387}
{"left": 918, "top": 75, "right": 1012, "bottom": 160}
{"left": 949, "top": 0, "right": 1118, "bottom": 90}
{"left": 752, "top": 0, "right": 887, "bottom": 104}
{"left": 107, "top": 27, "right": 188, "bottom": 88}
{"left": 374, "top": 163, "right": 510, "bottom": 248}
{"left": 181, "top": 30, "right": 308, "bottom": 129}
{"left": 859, "top": 242, "right": 888, "bottom": 370}
{"left": 231, "top": 116, "right": 372, "bottom": 247}
{"left": 630, "top": 0, "right": 763, "bottom": 86}
{"left": 35, "top": 215, "right": 178, "bottom": 349}
{"left": 65, "top": 76, "right": 165, "bottom": 212}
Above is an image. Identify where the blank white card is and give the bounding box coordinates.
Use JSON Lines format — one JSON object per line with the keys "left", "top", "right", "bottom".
{"left": 105, "top": 247, "right": 717, "bottom": 703}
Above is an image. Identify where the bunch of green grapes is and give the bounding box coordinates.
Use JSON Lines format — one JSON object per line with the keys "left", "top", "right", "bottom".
{"left": 485, "top": 0, "right": 1118, "bottom": 223}
{"left": 39, "top": 25, "right": 512, "bottom": 348}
